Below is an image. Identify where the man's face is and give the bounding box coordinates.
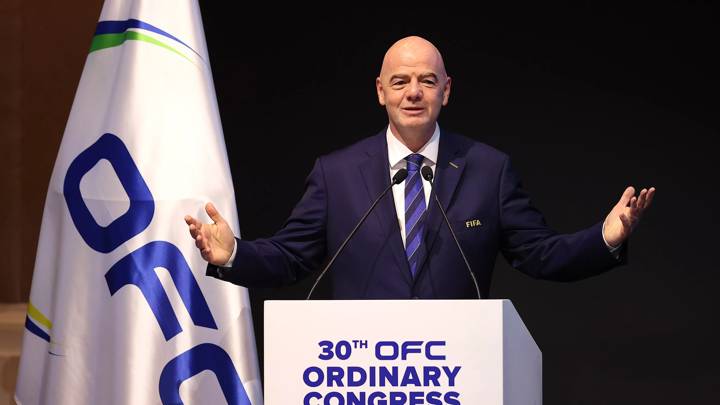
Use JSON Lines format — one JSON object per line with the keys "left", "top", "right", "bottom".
{"left": 376, "top": 41, "right": 451, "bottom": 135}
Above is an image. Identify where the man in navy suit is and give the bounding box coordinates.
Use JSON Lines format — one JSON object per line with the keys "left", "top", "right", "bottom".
{"left": 184, "top": 36, "right": 655, "bottom": 299}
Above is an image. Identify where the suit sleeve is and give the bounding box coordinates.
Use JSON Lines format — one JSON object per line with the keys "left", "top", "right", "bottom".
{"left": 206, "top": 158, "right": 328, "bottom": 287}
{"left": 498, "top": 155, "right": 625, "bottom": 281}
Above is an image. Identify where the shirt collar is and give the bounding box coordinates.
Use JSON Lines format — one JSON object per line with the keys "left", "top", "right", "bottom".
{"left": 386, "top": 123, "right": 440, "bottom": 168}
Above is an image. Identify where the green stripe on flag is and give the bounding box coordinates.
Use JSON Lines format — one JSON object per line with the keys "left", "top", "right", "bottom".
{"left": 89, "top": 31, "right": 192, "bottom": 63}
{"left": 28, "top": 300, "right": 52, "bottom": 330}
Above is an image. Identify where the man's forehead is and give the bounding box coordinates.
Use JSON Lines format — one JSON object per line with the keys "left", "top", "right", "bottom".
{"left": 387, "top": 66, "right": 440, "bottom": 78}
{"left": 380, "top": 41, "right": 446, "bottom": 78}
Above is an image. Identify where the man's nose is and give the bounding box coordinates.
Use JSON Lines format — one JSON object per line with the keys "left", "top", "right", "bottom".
{"left": 406, "top": 79, "right": 423, "bottom": 101}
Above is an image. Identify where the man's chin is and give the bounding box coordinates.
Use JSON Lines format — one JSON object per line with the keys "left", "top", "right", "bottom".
{"left": 396, "top": 116, "right": 432, "bottom": 128}
{"left": 390, "top": 122, "right": 437, "bottom": 140}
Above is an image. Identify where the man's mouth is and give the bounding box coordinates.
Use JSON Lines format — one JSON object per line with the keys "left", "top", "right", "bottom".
{"left": 402, "top": 107, "right": 425, "bottom": 116}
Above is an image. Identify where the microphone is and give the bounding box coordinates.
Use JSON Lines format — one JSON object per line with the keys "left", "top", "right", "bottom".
{"left": 306, "top": 168, "right": 409, "bottom": 299}
{"left": 421, "top": 166, "right": 482, "bottom": 299}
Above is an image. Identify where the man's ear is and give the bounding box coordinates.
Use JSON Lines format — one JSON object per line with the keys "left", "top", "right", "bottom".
{"left": 376, "top": 77, "right": 386, "bottom": 106}
{"left": 442, "top": 76, "right": 452, "bottom": 106}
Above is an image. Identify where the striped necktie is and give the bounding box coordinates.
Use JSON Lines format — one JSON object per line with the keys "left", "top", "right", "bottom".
{"left": 404, "top": 153, "right": 426, "bottom": 278}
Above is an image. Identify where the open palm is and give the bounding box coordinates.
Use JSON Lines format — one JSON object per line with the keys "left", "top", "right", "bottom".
{"left": 184, "top": 202, "right": 235, "bottom": 265}
{"left": 603, "top": 186, "right": 656, "bottom": 248}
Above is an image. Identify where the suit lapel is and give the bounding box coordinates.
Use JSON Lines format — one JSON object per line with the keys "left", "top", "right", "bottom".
{"left": 414, "top": 131, "right": 466, "bottom": 278}
{"left": 359, "top": 132, "right": 413, "bottom": 286}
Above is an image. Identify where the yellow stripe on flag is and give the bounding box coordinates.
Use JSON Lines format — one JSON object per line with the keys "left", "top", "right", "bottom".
{"left": 28, "top": 300, "right": 52, "bottom": 330}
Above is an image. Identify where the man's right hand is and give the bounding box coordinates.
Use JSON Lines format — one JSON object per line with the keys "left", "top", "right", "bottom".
{"left": 184, "top": 202, "right": 235, "bottom": 266}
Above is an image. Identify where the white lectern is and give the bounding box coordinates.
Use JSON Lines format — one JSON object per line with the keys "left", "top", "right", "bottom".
{"left": 265, "top": 300, "right": 541, "bottom": 405}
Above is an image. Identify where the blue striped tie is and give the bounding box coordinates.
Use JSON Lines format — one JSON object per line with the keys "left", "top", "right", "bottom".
{"left": 404, "top": 153, "right": 426, "bottom": 278}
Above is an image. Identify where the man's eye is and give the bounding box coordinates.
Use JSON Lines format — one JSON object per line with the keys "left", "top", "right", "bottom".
{"left": 423, "top": 80, "right": 436, "bottom": 86}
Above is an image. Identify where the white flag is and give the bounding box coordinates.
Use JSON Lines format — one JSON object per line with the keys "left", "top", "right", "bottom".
{"left": 15, "top": 1, "right": 263, "bottom": 404}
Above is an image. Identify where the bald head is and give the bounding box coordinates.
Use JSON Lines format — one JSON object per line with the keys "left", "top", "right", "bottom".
{"left": 379, "top": 36, "right": 447, "bottom": 80}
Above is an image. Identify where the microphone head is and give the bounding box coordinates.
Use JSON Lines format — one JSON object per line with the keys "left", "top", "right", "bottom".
{"left": 393, "top": 168, "right": 409, "bottom": 184}
{"left": 421, "top": 166, "right": 434, "bottom": 181}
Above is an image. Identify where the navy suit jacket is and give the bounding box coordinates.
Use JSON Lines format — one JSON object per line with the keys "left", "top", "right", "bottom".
{"left": 209, "top": 129, "right": 623, "bottom": 298}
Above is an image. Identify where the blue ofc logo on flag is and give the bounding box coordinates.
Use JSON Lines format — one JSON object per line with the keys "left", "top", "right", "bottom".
{"left": 23, "top": 132, "right": 251, "bottom": 405}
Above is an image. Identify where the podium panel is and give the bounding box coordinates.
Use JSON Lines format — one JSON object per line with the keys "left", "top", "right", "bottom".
{"left": 265, "top": 299, "right": 541, "bottom": 405}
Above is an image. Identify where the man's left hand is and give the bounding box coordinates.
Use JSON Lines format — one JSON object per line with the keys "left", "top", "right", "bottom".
{"left": 603, "top": 186, "right": 656, "bottom": 248}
